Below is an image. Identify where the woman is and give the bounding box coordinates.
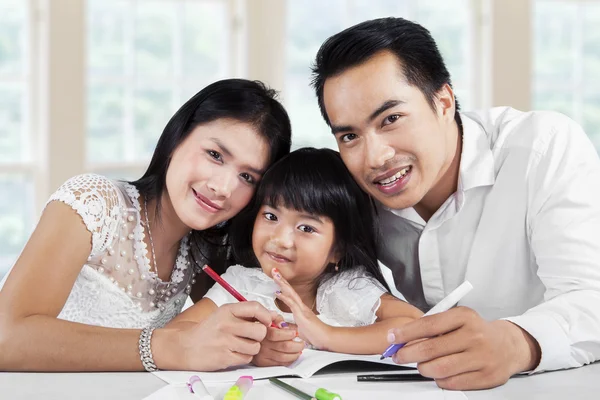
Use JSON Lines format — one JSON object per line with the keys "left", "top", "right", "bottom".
{"left": 0, "top": 79, "right": 291, "bottom": 372}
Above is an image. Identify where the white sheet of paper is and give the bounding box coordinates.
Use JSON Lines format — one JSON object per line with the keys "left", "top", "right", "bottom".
{"left": 143, "top": 380, "right": 467, "bottom": 400}
{"left": 153, "top": 349, "right": 414, "bottom": 385}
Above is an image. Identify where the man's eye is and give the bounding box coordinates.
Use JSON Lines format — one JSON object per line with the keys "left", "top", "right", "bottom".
{"left": 340, "top": 133, "right": 357, "bottom": 143}
{"left": 383, "top": 114, "right": 401, "bottom": 126}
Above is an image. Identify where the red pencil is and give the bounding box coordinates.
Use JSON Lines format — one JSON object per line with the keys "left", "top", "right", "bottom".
{"left": 201, "top": 264, "right": 279, "bottom": 328}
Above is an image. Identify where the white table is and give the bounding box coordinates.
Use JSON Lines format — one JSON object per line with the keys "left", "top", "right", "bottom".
{"left": 1, "top": 362, "right": 598, "bottom": 400}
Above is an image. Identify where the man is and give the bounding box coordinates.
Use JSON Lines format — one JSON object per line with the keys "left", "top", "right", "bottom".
{"left": 311, "top": 17, "right": 600, "bottom": 390}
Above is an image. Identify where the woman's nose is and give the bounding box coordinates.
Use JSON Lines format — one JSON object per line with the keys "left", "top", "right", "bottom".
{"left": 206, "top": 170, "right": 236, "bottom": 199}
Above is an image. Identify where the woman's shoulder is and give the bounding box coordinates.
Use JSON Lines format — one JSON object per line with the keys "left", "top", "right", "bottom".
{"left": 46, "top": 173, "right": 128, "bottom": 255}
{"left": 48, "top": 173, "right": 124, "bottom": 205}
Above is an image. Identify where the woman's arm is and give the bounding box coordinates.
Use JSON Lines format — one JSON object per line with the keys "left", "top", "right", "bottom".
{"left": 0, "top": 202, "right": 272, "bottom": 371}
{"left": 165, "top": 298, "right": 219, "bottom": 328}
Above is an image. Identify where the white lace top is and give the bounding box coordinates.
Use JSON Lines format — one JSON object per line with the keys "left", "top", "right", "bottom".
{"left": 204, "top": 265, "right": 387, "bottom": 327}
{"left": 43, "top": 174, "right": 193, "bottom": 329}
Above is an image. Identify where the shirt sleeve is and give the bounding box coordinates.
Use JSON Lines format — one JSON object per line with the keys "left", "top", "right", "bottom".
{"left": 504, "top": 113, "right": 600, "bottom": 373}
{"left": 203, "top": 265, "right": 247, "bottom": 307}
{"left": 46, "top": 173, "right": 122, "bottom": 257}
{"left": 317, "top": 268, "right": 388, "bottom": 327}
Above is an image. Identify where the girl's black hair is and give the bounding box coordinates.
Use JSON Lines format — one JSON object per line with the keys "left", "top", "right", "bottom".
{"left": 129, "top": 79, "right": 292, "bottom": 290}
{"left": 230, "top": 147, "right": 389, "bottom": 291}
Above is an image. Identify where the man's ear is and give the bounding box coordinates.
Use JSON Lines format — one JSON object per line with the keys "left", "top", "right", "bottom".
{"left": 435, "top": 83, "right": 456, "bottom": 124}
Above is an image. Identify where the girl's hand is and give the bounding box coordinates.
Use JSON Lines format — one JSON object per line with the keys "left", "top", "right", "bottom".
{"left": 272, "top": 268, "right": 332, "bottom": 350}
{"left": 252, "top": 323, "right": 305, "bottom": 367}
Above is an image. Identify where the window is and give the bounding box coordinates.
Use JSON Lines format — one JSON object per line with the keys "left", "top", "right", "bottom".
{"left": 285, "top": 0, "right": 474, "bottom": 149}
{"left": 86, "top": 0, "right": 235, "bottom": 177}
{"left": 0, "top": 1, "right": 34, "bottom": 279}
{"left": 533, "top": 0, "right": 600, "bottom": 150}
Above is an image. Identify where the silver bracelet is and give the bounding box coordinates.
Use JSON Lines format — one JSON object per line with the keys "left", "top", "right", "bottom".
{"left": 139, "top": 327, "right": 158, "bottom": 372}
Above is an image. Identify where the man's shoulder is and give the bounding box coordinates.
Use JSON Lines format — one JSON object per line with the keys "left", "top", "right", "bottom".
{"left": 462, "top": 107, "right": 588, "bottom": 155}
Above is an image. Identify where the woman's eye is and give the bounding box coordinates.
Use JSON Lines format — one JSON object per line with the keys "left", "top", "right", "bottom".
{"left": 298, "top": 225, "right": 315, "bottom": 233}
{"left": 340, "top": 133, "right": 357, "bottom": 143}
{"left": 207, "top": 150, "right": 222, "bottom": 161}
{"left": 383, "top": 114, "right": 401, "bottom": 126}
{"left": 240, "top": 173, "right": 255, "bottom": 184}
{"left": 263, "top": 212, "right": 277, "bottom": 221}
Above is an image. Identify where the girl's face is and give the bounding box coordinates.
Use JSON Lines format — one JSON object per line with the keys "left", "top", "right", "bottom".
{"left": 166, "top": 118, "right": 270, "bottom": 231}
{"left": 252, "top": 204, "right": 339, "bottom": 285}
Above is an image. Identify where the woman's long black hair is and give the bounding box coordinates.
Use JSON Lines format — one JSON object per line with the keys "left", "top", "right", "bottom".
{"left": 229, "top": 147, "right": 389, "bottom": 291}
{"left": 130, "top": 79, "right": 291, "bottom": 294}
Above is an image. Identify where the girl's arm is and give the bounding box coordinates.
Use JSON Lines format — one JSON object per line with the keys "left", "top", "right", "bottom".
{"left": 273, "top": 270, "right": 423, "bottom": 355}
{"left": 315, "top": 294, "right": 423, "bottom": 354}
{"left": 0, "top": 202, "right": 271, "bottom": 371}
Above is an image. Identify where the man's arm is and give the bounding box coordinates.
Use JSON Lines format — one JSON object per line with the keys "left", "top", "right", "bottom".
{"left": 503, "top": 114, "right": 600, "bottom": 372}
{"left": 388, "top": 114, "right": 600, "bottom": 389}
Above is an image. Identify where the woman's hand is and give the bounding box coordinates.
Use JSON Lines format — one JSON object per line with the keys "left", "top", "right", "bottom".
{"left": 272, "top": 268, "right": 332, "bottom": 350}
{"left": 154, "top": 301, "right": 273, "bottom": 371}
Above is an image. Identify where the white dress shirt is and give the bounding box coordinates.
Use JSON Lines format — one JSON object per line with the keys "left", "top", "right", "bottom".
{"left": 377, "top": 107, "right": 600, "bottom": 373}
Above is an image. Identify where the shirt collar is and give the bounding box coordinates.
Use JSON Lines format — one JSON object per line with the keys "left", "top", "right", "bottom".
{"left": 382, "top": 112, "right": 496, "bottom": 222}
{"left": 458, "top": 112, "right": 496, "bottom": 192}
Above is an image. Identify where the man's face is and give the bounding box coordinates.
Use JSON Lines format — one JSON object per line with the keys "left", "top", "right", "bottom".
{"left": 322, "top": 51, "right": 456, "bottom": 210}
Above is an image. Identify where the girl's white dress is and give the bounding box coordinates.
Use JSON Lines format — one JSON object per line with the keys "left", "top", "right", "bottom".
{"left": 0, "top": 174, "right": 194, "bottom": 329}
{"left": 204, "top": 264, "right": 388, "bottom": 327}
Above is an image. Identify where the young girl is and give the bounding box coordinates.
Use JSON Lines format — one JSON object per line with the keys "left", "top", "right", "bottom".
{"left": 168, "top": 148, "right": 423, "bottom": 365}
{"left": 0, "top": 79, "right": 291, "bottom": 372}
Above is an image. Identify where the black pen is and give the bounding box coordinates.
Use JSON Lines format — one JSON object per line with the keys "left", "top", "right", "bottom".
{"left": 357, "top": 373, "right": 433, "bottom": 382}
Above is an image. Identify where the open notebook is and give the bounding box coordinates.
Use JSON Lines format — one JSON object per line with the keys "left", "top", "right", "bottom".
{"left": 153, "top": 349, "right": 416, "bottom": 384}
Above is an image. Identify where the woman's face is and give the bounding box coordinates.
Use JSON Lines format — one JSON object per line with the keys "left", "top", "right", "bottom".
{"left": 166, "top": 118, "right": 270, "bottom": 231}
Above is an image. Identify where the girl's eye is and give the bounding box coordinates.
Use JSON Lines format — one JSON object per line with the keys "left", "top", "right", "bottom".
{"left": 263, "top": 212, "right": 277, "bottom": 221}
{"left": 207, "top": 150, "right": 223, "bottom": 161}
{"left": 298, "top": 225, "right": 315, "bottom": 233}
{"left": 340, "top": 133, "right": 357, "bottom": 143}
{"left": 240, "top": 172, "right": 255, "bottom": 184}
{"left": 382, "top": 114, "right": 401, "bottom": 126}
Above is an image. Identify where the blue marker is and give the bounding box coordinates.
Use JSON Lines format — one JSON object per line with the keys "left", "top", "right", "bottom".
{"left": 381, "top": 281, "right": 473, "bottom": 360}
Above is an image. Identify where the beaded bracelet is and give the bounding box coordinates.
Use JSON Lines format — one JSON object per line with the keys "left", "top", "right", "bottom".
{"left": 139, "top": 327, "right": 158, "bottom": 372}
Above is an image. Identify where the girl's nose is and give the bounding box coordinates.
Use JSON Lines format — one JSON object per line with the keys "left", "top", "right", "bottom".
{"left": 271, "top": 226, "right": 294, "bottom": 249}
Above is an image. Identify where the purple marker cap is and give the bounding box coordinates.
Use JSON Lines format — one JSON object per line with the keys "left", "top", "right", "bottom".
{"left": 380, "top": 281, "right": 474, "bottom": 360}
{"left": 380, "top": 342, "right": 406, "bottom": 360}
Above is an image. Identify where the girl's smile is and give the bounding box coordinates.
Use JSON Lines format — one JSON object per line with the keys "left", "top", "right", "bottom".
{"left": 252, "top": 204, "right": 338, "bottom": 285}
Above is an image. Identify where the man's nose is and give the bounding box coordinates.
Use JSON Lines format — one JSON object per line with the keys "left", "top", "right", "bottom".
{"left": 365, "top": 133, "right": 394, "bottom": 170}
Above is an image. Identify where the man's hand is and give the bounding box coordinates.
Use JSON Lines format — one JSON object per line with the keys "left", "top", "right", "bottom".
{"left": 388, "top": 307, "right": 541, "bottom": 390}
{"left": 252, "top": 323, "right": 304, "bottom": 367}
